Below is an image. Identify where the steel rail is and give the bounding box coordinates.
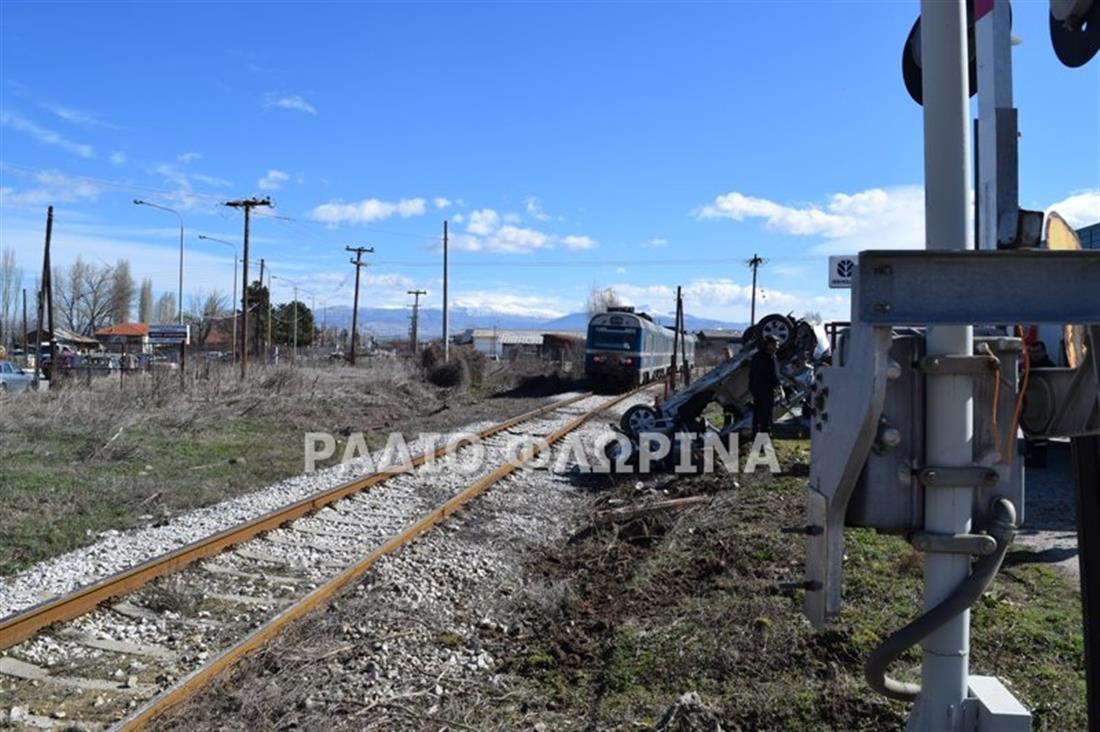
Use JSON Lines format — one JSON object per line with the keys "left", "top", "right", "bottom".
{"left": 118, "top": 388, "right": 639, "bottom": 731}
{"left": 0, "top": 393, "right": 592, "bottom": 650}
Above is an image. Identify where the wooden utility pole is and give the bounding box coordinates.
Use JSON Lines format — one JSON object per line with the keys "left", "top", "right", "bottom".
{"left": 224, "top": 197, "right": 271, "bottom": 378}
{"left": 442, "top": 220, "right": 449, "bottom": 362}
{"left": 33, "top": 207, "right": 54, "bottom": 390}
{"left": 407, "top": 289, "right": 427, "bottom": 354}
{"left": 669, "top": 286, "right": 681, "bottom": 391}
{"left": 346, "top": 245, "right": 374, "bottom": 364}
{"left": 746, "top": 253, "right": 766, "bottom": 326}
{"left": 678, "top": 288, "right": 690, "bottom": 386}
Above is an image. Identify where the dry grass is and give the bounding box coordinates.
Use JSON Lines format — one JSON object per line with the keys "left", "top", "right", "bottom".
{"left": 0, "top": 357, "right": 565, "bottom": 575}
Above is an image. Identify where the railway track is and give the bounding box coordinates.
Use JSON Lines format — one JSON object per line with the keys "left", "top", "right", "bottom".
{"left": 0, "top": 389, "right": 647, "bottom": 730}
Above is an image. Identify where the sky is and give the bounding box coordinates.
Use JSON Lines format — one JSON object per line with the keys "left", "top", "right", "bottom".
{"left": 1, "top": 1, "right": 1098, "bottom": 324}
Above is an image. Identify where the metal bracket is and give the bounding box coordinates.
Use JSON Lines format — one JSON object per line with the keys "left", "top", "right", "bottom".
{"left": 910, "top": 531, "right": 997, "bottom": 556}
{"left": 804, "top": 317, "right": 894, "bottom": 629}
{"left": 919, "top": 466, "right": 1000, "bottom": 488}
{"left": 919, "top": 354, "right": 999, "bottom": 374}
{"left": 857, "top": 250, "right": 1100, "bottom": 325}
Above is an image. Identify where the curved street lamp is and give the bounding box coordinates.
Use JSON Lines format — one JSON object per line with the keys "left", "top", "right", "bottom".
{"left": 133, "top": 200, "right": 184, "bottom": 325}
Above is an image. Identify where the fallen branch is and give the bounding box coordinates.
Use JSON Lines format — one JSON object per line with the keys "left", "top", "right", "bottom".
{"left": 594, "top": 495, "right": 710, "bottom": 526}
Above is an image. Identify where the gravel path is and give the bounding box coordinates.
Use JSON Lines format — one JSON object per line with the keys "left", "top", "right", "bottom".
{"left": 151, "top": 390, "right": 655, "bottom": 731}
{"left": 0, "top": 390, "right": 634, "bottom": 729}
{"left": 0, "top": 392, "right": 583, "bottom": 619}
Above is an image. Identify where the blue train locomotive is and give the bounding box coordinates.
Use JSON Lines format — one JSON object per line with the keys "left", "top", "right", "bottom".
{"left": 585, "top": 307, "right": 694, "bottom": 388}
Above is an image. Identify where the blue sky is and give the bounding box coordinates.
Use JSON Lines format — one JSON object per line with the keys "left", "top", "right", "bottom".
{"left": 2, "top": 1, "right": 1097, "bottom": 323}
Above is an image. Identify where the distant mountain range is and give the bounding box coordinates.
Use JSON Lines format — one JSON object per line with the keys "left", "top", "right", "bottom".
{"left": 312, "top": 305, "right": 747, "bottom": 338}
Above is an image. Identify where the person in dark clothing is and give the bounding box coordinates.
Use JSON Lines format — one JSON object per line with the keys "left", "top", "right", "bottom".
{"left": 1028, "top": 340, "right": 1056, "bottom": 368}
{"left": 749, "top": 336, "right": 780, "bottom": 436}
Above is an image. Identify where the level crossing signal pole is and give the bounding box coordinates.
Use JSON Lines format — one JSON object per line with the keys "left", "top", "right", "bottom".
{"left": 912, "top": 3, "right": 975, "bottom": 728}
{"left": 224, "top": 197, "right": 271, "bottom": 379}
{"left": 347, "top": 245, "right": 374, "bottom": 365}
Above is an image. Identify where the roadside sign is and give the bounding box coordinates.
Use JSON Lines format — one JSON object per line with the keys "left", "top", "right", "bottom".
{"left": 148, "top": 324, "right": 190, "bottom": 345}
{"left": 828, "top": 256, "right": 856, "bottom": 289}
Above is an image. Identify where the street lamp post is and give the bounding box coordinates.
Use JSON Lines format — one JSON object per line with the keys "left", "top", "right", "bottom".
{"left": 197, "top": 235, "right": 239, "bottom": 364}
{"left": 133, "top": 200, "right": 184, "bottom": 325}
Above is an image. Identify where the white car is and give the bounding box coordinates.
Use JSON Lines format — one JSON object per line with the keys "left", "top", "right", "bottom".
{"left": 0, "top": 360, "right": 32, "bottom": 393}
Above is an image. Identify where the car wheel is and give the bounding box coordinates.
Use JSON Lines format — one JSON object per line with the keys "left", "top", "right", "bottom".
{"left": 620, "top": 404, "right": 660, "bottom": 438}
{"left": 0, "top": 382, "right": 8, "bottom": 393}
{"left": 756, "top": 314, "right": 797, "bottom": 357}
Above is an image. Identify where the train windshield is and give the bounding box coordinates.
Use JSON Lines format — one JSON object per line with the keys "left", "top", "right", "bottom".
{"left": 588, "top": 325, "right": 640, "bottom": 351}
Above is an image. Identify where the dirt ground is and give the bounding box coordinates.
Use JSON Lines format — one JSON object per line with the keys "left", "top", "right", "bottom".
{"left": 145, "top": 437, "right": 1085, "bottom": 731}
{"left": 1013, "top": 441, "right": 1082, "bottom": 586}
{"left": 0, "top": 356, "right": 582, "bottom": 576}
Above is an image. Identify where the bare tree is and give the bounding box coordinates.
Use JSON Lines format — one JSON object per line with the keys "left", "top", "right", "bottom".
{"left": 185, "top": 290, "right": 228, "bottom": 346}
{"left": 154, "top": 291, "right": 177, "bottom": 325}
{"left": 585, "top": 285, "right": 622, "bottom": 318}
{"left": 138, "top": 278, "right": 154, "bottom": 323}
{"left": 109, "top": 259, "right": 134, "bottom": 324}
{"left": 52, "top": 257, "right": 114, "bottom": 335}
{"left": 0, "top": 248, "right": 22, "bottom": 349}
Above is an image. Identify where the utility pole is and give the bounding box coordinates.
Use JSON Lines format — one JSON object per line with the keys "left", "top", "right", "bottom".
{"left": 32, "top": 207, "right": 55, "bottom": 390}
{"left": 442, "top": 220, "right": 450, "bottom": 362}
{"left": 407, "top": 289, "right": 427, "bottom": 354}
{"left": 669, "top": 286, "right": 681, "bottom": 391}
{"left": 746, "top": 253, "right": 766, "bottom": 326}
{"left": 224, "top": 197, "right": 271, "bottom": 378}
{"left": 678, "top": 288, "right": 690, "bottom": 386}
{"left": 346, "top": 245, "right": 374, "bottom": 365}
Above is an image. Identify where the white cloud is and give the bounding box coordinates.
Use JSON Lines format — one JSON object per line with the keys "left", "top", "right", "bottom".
{"left": 1046, "top": 190, "right": 1100, "bottom": 229}
{"left": 434, "top": 197, "right": 452, "bottom": 209}
{"left": 0, "top": 169, "right": 103, "bottom": 208}
{"left": 451, "top": 213, "right": 465, "bottom": 224}
{"left": 149, "top": 164, "right": 228, "bottom": 211}
{"left": 611, "top": 277, "right": 848, "bottom": 322}
{"left": 453, "top": 290, "right": 569, "bottom": 319}
{"left": 365, "top": 272, "right": 415, "bottom": 288}
{"left": 695, "top": 185, "right": 927, "bottom": 255}
{"left": 467, "top": 208, "right": 501, "bottom": 236}
{"left": 642, "top": 237, "right": 668, "bottom": 248}
{"left": 456, "top": 207, "right": 596, "bottom": 254}
{"left": 525, "top": 196, "right": 552, "bottom": 221}
{"left": 0, "top": 111, "right": 95, "bottom": 158}
{"left": 109, "top": 151, "right": 127, "bottom": 166}
{"left": 258, "top": 169, "right": 290, "bottom": 191}
{"left": 267, "top": 94, "right": 317, "bottom": 115}
{"left": 309, "top": 197, "right": 428, "bottom": 225}
{"left": 46, "top": 104, "right": 102, "bottom": 127}
{"left": 177, "top": 151, "right": 202, "bottom": 164}
{"left": 562, "top": 234, "right": 597, "bottom": 250}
